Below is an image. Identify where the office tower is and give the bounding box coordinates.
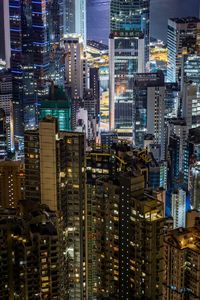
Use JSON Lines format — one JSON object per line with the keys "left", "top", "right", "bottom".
{"left": 64, "top": 35, "right": 88, "bottom": 99}
{"left": 110, "top": 0, "right": 150, "bottom": 63}
{"left": 48, "top": 0, "right": 64, "bottom": 43}
{"left": 90, "top": 67, "right": 100, "bottom": 118}
{"left": 149, "top": 159, "right": 168, "bottom": 189}
{"left": 190, "top": 163, "right": 200, "bottom": 211}
{"left": 133, "top": 72, "right": 165, "bottom": 160}
{"left": 164, "top": 227, "right": 200, "bottom": 299}
{"left": 9, "top": 0, "right": 24, "bottom": 138}
{"left": 0, "top": 70, "right": 15, "bottom": 152}
{"left": 82, "top": 89, "right": 96, "bottom": 120}
{"left": 182, "top": 82, "right": 200, "bottom": 128}
{"left": 24, "top": 118, "right": 87, "bottom": 298}
{"left": 9, "top": 0, "right": 50, "bottom": 137}
{"left": 168, "top": 133, "right": 181, "bottom": 190}
{"left": 167, "top": 119, "right": 190, "bottom": 190}
{"left": 32, "top": 0, "right": 50, "bottom": 98}
{"left": 0, "top": 161, "right": 24, "bottom": 208}
{"left": 63, "top": 0, "right": 86, "bottom": 44}
{"left": 187, "top": 127, "right": 200, "bottom": 161}
{"left": 40, "top": 84, "right": 71, "bottom": 131}
{"left": 165, "top": 83, "right": 179, "bottom": 119}
{"left": 181, "top": 54, "right": 200, "bottom": 87}
{"left": 109, "top": 31, "right": 145, "bottom": 140}
{"left": 171, "top": 189, "right": 186, "bottom": 228}
{"left": 167, "top": 17, "right": 200, "bottom": 83}
{"left": 0, "top": 0, "right": 11, "bottom": 67}
{"left": 101, "top": 131, "right": 118, "bottom": 148}
{"left": 0, "top": 109, "right": 7, "bottom": 159}
{"left": 0, "top": 206, "right": 60, "bottom": 299}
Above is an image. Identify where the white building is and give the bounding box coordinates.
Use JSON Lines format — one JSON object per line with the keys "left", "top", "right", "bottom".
{"left": 171, "top": 189, "right": 186, "bottom": 228}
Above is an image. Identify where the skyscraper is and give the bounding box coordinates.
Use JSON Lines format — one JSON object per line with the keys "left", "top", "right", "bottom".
{"left": 0, "top": 0, "right": 11, "bottom": 67}
{"left": 109, "top": 31, "right": 145, "bottom": 140}
{"left": 24, "top": 117, "right": 87, "bottom": 299}
{"left": 167, "top": 17, "right": 200, "bottom": 83}
{"left": 63, "top": 0, "right": 87, "bottom": 44}
{"left": 110, "top": 0, "right": 150, "bottom": 63}
{"left": 0, "top": 109, "right": 6, "bottom": 159}
{"left": 133, "top": 72, "right": 165, "bottom": 160}
{"left": 171, "top": 189, "right": 186, "bottom": 228}
{"left": 64, "top": 34, "right": 88, "bottom": 99}
{"left": 9, "top": 0, "right": 51, "bottom": 136}
{"left": 109, "top": 0, "right": 150, "bottom": 141}
{"left": 0, "top": 70, "right": 15, "bottom": 153}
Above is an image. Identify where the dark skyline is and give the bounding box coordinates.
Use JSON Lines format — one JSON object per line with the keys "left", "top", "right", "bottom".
{"left": 87, "top": 0, "right": 200, "bottom": 43}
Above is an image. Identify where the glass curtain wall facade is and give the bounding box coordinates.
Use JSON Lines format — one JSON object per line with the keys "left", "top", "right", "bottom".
{"left": 109, "top": 31, "right": 144, "bottom": 140}
{"left": 63, "top": 0, "right": 86, "bottom": 44}
{"left": 110, "top": 0, "right": 150, "bottom": 62}
{"left": 9, "top": 0, "right": 50, "bottom": 135}
{"left": 167, "top": 17, "right": 200, "bottom": 83}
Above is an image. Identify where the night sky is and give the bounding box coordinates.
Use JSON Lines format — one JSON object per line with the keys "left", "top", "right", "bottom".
{"left": 87, "top": 0, "right": 200, "bottom": 43}
{"left": 0, "top": 0, "right": 199, "bottom": 59}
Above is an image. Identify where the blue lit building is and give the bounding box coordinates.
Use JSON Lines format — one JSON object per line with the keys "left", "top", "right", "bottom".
{"left": 9, "top": 0, "right": 51, "bottom": 137}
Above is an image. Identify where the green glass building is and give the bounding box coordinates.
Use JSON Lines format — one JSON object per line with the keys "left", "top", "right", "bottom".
{"left": 39, "top": 85, "right": 71, "bottom": 131}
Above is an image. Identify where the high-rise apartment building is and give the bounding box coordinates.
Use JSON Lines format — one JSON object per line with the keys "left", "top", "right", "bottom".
{"left": 63, "top": 0, "right": 87, "bottom": 44}
{"left": 0, "top": 206, "right": 60, "bottom": 299}
{"left": 164, "top": 227, "right": 200, "bottom": 299}
{"left": 167, "top": 17, "right": 200, "bottom": 83}
{"left": 0, "top": 161, "right": 24, "bottom": 208}
{"left": 64, "top": 34, "right": 88, "bottom": 99}
{"left": 85, "top": 143, "right": 166, "bottom": 299}
{"left": 24, "top": 117, "right": 87, "bottom": 299}
{"left": 96, "top": 172, "right": 165, "bottom": 299}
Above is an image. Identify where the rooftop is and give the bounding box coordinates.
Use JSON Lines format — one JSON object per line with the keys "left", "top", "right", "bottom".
{"left": 166, "top": 227, "right": 200, "bottom": 253}
{"left": 169, "top": 17, "right": 200, "bottom": 24}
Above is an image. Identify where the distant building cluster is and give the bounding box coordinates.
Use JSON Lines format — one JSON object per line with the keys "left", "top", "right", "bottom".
{"left": 0, "top": 0, "right": 200, "bottom": 299}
